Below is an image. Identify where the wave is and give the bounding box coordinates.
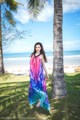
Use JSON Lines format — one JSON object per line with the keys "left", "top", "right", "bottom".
{"left": 3, "top": 55, "right": 80, "bottom": 61}
{"left": 47, "top": 55, "right": 80, "bottom": 59}
{"left": 4, "top": 57, "right": 30, "bottom": 61}
{"left": 64, "top": 55, "right": 80, "bottom": 58}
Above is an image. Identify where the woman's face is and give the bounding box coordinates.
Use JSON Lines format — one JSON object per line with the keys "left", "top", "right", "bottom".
{"left": 35, "top": 44, "right": 41, "bottom": 52}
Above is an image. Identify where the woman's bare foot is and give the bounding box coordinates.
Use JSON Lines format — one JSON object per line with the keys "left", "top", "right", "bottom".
{"left": 36, "top": 100, "right": 40, "bottom": 107}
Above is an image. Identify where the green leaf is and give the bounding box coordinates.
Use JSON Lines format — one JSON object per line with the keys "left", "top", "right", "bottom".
{"left": 5, "top": 11, "right": 16, "bottom": 26}
{"left": 5, "top": 0, "right": 18, "bottom": 11}
{"left": 27, "top": 0, "right": 47, "bottom": 18}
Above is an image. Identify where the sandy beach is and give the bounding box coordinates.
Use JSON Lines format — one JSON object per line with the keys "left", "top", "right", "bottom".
{"left": 3, "top": 54, "right": 80, "bottom": 75}
{"left": 4, "top": 64, "right": 80, "bottom": 75}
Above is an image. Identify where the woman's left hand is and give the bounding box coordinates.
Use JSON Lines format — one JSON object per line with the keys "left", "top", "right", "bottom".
{"left": 46, "top": 73, "right": 49, "bottom": 80}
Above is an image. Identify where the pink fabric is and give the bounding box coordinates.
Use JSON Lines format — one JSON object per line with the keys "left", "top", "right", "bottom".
{"left": 30, "top": 54, "right": 41, "bottom": 80}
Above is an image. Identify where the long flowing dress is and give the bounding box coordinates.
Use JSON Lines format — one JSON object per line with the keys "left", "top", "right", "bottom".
{"left": 28, "top": 53, "right": 50, "bottom": 111}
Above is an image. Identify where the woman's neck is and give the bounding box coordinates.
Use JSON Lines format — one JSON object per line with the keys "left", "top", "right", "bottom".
{"left": 36, "top": 51, "right": 40, "bottom": 54}
{"left": 35, "top": 51, "right": 41, "bottom": 56}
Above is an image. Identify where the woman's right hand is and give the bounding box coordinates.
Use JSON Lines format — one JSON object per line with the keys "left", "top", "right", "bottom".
{"left": 45, "top": 73, "right": 49, "bottom": 80}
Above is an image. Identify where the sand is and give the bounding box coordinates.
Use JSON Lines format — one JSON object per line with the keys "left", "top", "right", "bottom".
{"left": 4, "top": 64, "right": 80, "bottom": 75}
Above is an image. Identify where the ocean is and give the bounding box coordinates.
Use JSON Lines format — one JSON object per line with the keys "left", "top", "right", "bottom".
{"left": 3, "top": 50, "right": 80, "bottom": 58}
{"left": 3, "top": 50, "right": 80, "bottom": 73}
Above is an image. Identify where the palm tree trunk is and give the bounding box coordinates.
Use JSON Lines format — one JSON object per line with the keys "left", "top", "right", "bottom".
{"left": 52, "top": 0, "right": 67, "bottom": 99}
{"left": 0, "top": 4, "right": 5, "bottom": 74}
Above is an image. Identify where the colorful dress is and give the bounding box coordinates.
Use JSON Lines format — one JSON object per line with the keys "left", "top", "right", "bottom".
{"left": 28, "top": 53, "right": 50, "bottom": 111}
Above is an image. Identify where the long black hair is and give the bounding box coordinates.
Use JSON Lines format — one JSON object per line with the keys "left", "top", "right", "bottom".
{"left": 31, "top": 42, "right": 47, "bottom": 62}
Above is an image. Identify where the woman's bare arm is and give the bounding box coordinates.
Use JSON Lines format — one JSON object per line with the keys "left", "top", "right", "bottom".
{"left": 40, "top": 54, "right": 49, "bottom": 79}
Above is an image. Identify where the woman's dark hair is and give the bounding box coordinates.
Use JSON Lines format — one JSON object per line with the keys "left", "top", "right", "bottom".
{"left": 31, "top": 42, "right": 47, "bottom": 62}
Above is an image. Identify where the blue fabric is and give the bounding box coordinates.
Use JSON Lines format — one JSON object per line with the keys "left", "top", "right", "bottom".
{"left": 28, "top": 57, "right": 50, "bottom": 111}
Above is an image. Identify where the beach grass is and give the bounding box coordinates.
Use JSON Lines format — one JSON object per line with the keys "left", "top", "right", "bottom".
{"left": 0, "top": 73, "right": 80, "bottom": 120}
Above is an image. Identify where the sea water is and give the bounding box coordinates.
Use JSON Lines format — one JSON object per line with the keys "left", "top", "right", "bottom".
{"left": 3, "top": 50, "right": 80, "bottom": 73}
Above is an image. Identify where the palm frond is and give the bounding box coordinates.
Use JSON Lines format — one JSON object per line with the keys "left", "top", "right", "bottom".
{"left": 5, "top": 0, "right": 18, "bottom": 11}
{"left": 4, "top": 11, "right": 16, "bottom": 26}
{"left": 27, "top": 0, "right": 47, "bottom": 18}
{"left": 2, "top": 0, "right": 23, "bottom": 26}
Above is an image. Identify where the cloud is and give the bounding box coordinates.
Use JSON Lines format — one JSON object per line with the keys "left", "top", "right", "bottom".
{"left": 13, "top": 0, "right": 80, "bottom": 24}
{"left": 4, "top": 40, "right": 80, "bottom": 53}
{"left": 13, "top": 0, "right": 30, "bottom": 24}
{"left": 3, "top": 40, "right": 33, "bottom": 53}
{"left": 63, "top": 0, "right": 80, "bottom": 13}
{"left": 37, "top": 2, "right": 53, "bottom": 22}
{"left": 63, "top": 40, "right": 80, "bottom": 50}
{"left": 13, "top": 8, "right": 30, "bottom": 24}
{"left": 44, "top": 40, "right": 80, "bottom": 51}
{"left": 13, "top": 0, "right": 53, "bottom": 24}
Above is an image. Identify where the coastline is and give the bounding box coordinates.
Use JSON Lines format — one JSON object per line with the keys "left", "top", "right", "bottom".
{"left": 3, "top": 54, "right": 80, "bottom": 75}
{"left": 4, "top": 65, "right": 80, "bottom": 75}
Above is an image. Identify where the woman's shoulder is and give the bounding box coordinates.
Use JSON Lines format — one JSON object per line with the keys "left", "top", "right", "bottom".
{"left": 39, "top": 54, "right": 45, "bottom": 62}
{"left": 39, "top": 54, "right": 43, "bottom": 58}
{"left": 30, "top": 53, "right": 34, "bottom": 57}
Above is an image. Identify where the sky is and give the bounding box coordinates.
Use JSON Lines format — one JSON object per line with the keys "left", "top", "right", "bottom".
{"left": 2, "top": 0, "right": 80, "bottom": 53}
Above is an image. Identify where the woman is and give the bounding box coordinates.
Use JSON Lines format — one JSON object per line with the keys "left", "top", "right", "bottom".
{"left": 28, "top": 42, "right": 50, "bottom": 111}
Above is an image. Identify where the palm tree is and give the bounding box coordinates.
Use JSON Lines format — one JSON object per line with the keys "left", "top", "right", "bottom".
{"left": 27, "top": 0, "right": 67, "bottom": 99}
{"left": 27, "top": 0, "right": 46, "bottom": 19}
{"left": 0, "top": 0, "right": 19, "bottom": 74}
{"left": 52, "top": 0, "right": 67, "bottom": 99}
